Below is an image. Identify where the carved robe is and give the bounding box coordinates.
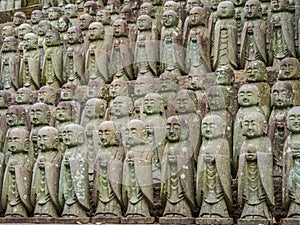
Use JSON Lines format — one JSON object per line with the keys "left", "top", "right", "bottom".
{"left": 0, "top": 51, "right": 20, "bottom": 91}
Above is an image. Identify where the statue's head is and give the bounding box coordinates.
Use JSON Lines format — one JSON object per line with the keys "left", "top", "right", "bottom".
{"left": 186, "top": 0, "right": 202, "bottom": 13}
{"left": 140, "top": 2, "right": 154, "bottom": 17}
{"left": 245, "top": 60, "right": 268, "bottom": 82}
{"left": 79, "top": 13, "right": 95, "bottom": 30}
{"left": 6, "top": 105, "right": 26, "bottom": 127}
{"left": 238, "top": 84, "right": 260, "bottom": 107}
{"left": 162, "top": 10, "right": 179, "bottom": 27}
{"left": 216, "top": 65, "right": 234, "bottom": 85}
{"left": 113, "top": 19, "right": 128, "bottom": 37}
{"left": 109, "top": 79, "right": 128, "bottom": 98}
{"left": 143, "top": 93, "right": 166, "bottom": 115}
{"left": 48, "top": 7, "right": 62, "bottom": 20}
{"left": 190, "top": 6, "right": 206, "bottom": 27}
{"left": 96, "top": 9, "right": 111, "bottom": 25}
{"left": 287, "top": 107, "right": 300, "bottom": 134}
{"left": 124, "top": 119, "right": 147, "bottom": 146}
{"left": 38, "top": 86, "right": 56, "bottom": 105}
{"left": 98, "top": 121, "right": 121, "bottom": 147}
{"left": 242, "top": 111, "right": 267, "bottom": 138}
{"left": 166, "top": 115, "right": 189, "bottom": 142}
{"left": 88, "top": 22, "right": 105, "bottom": 41}
{"left": 271, "top": 0, "right": 289, "bottom": 12}
{"left": 7, "top": 128, "right": 30, "bottom": 153}
{"left": 244, "top": 0, "right": 261, "bottom": 19}
{"left": 120, "top": 6, "right": 135, "bottom": 23}
{"left": 110, "top": 96, "right": 133, "bottom": 118}
{"left": 2, "top": 36, "right": 18, "bottom": 52}
{"left": 38, "top": 126, "right": 59, "bottom": 151}
{"left": 2, "top": 25, "right": 16, "bottom": 39}
{"left": 137, "top": 15, "right": 152, "bottom": 31}
{"left": 134, "top": 76, "right": 155, "bottom": 97}
{"left": 13, "top": 11, "right": 26, "bottom": 26}
{"left": 217, "top": 1, "right": 235, "bottom": 19}
{"left": 164, "top": 1, "right": 179, "bottom": 13}
{"left": 85, "top": 98, "right": 107, "bottom": 118}
{"left": 62, "top": 123, "right": 85, "bottom": 147}
{"left": 64, "top": 4, "right": 78, "bottom": 18}
{"left": 67, "top": 26, "right": 83, "bottom": 44}
{"left": 56, "top": 101, "right": 74, "bottom": 122}
{"left": 271, "top": 81, "right": 293, "bottom": 108}
{"left": 31, "top": 10, "right": 43, "bottom": 24}
{"left": 16, "top": 87, "right": 32, "bottom": 104}
{"left": 278, "top": 57, "right": 300, "bottom": 80}
{"left": 86, "top": 80, "right": 101, "bottom": 98}
{"left": 57, "top": 15, "right": 71, "bottom": 32}
{"left": 84, "top": 1, "right": 98, "bottom": 16}
{"left": 105, "top": 0, "right": 121, "bottom": 13}
{"left": 45, "top": 29, "right": 60, "bottom": 47}
{"left": 202, "top": 114, "right": 225, "bottom": 139}
{"left": 37, "top": 20, "right": 52, "bottom": 36}
{"left": 23, "top": 32, "right": 38, "bottom": 50}
{"left": 30, "top": 102, "right": 51, "bottom": 125}
{"left": 18, "top": 23, "right": 33, "bottom": 40}
{"left": 0, "top": 90, "right": 12, "bottom": 108}
{"left": 175, "top": 89, "right": 197, "bottom": 113}
{"left": 61, "top": 82, "right": 77, "bottom": 100}
{"left": 159, "top": 71, "right": 179, "bottom": 92}
{"left": 187, "top": 72, "right": 205, "bottom": 90}
{"left": 207, "top": 85, "right": 229, "bottom": 110}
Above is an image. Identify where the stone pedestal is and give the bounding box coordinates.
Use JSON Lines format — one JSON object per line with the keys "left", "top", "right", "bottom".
{"left": 91, "top": 215, "right": 121, "bottom": 223}
{"left": 283, "top": 218, "right": 300, "bottom": 225}
{"left": 238, "top": 218, "right": 272, "bottom": 225}
{"left": 57, "top": 217, "right": 90, "bottom": 224}
{"left": 121, "top": 216, "right": 155, "bottom": 224}
{"left": 159, "top": 216, "right": 195, "bottom": 224}
{"left": 196, "top": 217, "right": 233, "bottom": 225}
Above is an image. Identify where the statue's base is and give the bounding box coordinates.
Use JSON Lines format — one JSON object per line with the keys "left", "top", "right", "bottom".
{"left": 57, "top": 217, "right": 90, "bottom": 223}
{"left": 91, "top": 215, "right": 121, "bottom": 223}
{"left": 121, "top": 216, "right": 155, "bottom": 224}
{"left": 159, "top": 216, "right": 195, "bottom": 224}
{"left": 196, "top": 217, "right": 233, "bottom": 224}
{"left": 238, "top": 218, "right": 272, "bottom": 225}
{"left": 0, "top": 217, "right": 62, "bottom": 223}
{"left": 283, "top": 218, "right": 300, "bottom": 225}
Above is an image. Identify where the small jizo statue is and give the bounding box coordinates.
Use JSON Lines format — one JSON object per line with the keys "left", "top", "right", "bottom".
{"left": 92, "top": 121, "right": 124, "bottom": 222}
{"left": 109, "top": 79, "right": 129, "bottom": 100}
{"left": 2, "top": 25, "right": 16, "bottom": 40}
{"left": 42, "top": 29, "right": 64, "bottom": 89}
{"left": 196, "top": 114, "right": 233, "bottom": 224}
{"left": 134, "top": 15, "right": 158, "bottom": 77}
{"left": 31, "top": 126, "right": 62, "bottom": 217}
{"left": 268, "top": 81, "right": 293, "bottom": 177}
{"left": 31, "top": 10, "right": 43, "bottom": 35}
{"left": 122, "top": 119, "right": 154, "bottom": 223}
{"left": 0, "top": 36, "right": 20, "bottom": 92}
{"left": 160, "top": 116, "right": 195, "bottom": 224}
{"left": 48, "top": 7, "right": 62, "bottom": 30}
{"left": 85, "top": 22, "right": 109, "bottom": 84}
{"left": 213, "top": 1, "right": 238, "bottom": 70}
{"left": 64, "top": 4, "right": 79, "bottom": 27}
{"left": 20, "top": 33, "right": 40, "bottom": 90}
{"left": 238, "top": 112, "right": 274, "bottom": 223}
{"left": 37, "top": 20, "right": 52, "bottom": 50}
{"left": 15, "top": 87, "right": 34, "bottom": 112}
{"left": 95, "top": 9, "right": 113, "bottom": 50}
{"left": 2, "top": 128, "right": 33, "bottom": 217}
{"left": 59, "top": 124, "right": 90, "bottom": 218}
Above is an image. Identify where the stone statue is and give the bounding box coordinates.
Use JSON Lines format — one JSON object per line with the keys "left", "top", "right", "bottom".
{"left": 48, "top": 7, "right": 62, "bottom": 30}
{"left": 15, "top": 87, "right": 34, "bottom": 112}
{"left": 175, "top": 89, "right": 202, "bottom": 161}
{"left": 0, "top": 90, "right": 11, "bottom": 150}
{"left": 92, "top": 121, "right": 124, "bottom": 222}
{"left": 57, "top": 15, "right": 71, "bottom": 50}
{"left": 237, "top": 112, "right": 274, "bottom": 224}
{"left": 244, "top": 60, "right": 271, "bottom": 118}
{"left": 186, "top": 7, "right": 211, "bottom": 74}
{"left": 1, "top": 25, "right": 16, "bottom": 40}
{"left": 105, "top": 0, "right": 121, "bottom": 22}
{"left": 29, "top": 103, "right": 51, "bottom": 159}
{"left": 37, "top": 85, "right": 57, "bottom": 126}
{"left": 84, "top": 0, "right": 99, "bottom": 16}
{"left": 163, "top": 1, "right": 184, "bottom": 30}
{"left": 160, "top": 10, "right": 184, "bottom": 77}
{"left": 31, "top": 126, "right": 62, "bottom": 217}
{"left": 86, "top": 80, "right": 102, "bottom": 99}
{"left": 37, "top": 20, "right": 52, "bottom": 51}
{"left": 269, "top": 0, "right": 296, "bottom": 66}
{"left": 20, "top": 33, "right": 40, "bottom": 90}
{"left": 240, "top": 0, "right": 267, "bottom": 68}
{"left": 110, "top": 19, "right": 134, "bottom": 81}
{"left": 64, "top": 4, "right": 79, "bottom": 27}
{"left": 120, "top": 6, "right": 137, "bottom": 43}
{"left": 30, "top": 10, "right": 43, "bottom": 35}
{"left": 2, "top": 128, "right": 33, "bottom": 217}
{"left": 17, "top": 23, "right": 33, "bottom": 59}
{"left": 13, "top": 12, "right": 26, "bottom": 37}
{"left": 79, "top": 13, "right": 95, "bottom": 50}
{"left": 42, "top": 29, "right": 64, "bottom": 89}
{"left": 109, "top": 79, "right": 129, "bottom": 99}
{"left": 64, "top": 26, "right": 86, "bottom": 85}
{"left": 233, "top": 84, "right": 264, "bottom": 174}
{"left": 122, "top": 119, "right": 154, "bottom": 223}
{"left": 278, "top": 57, "right": 300, "bottom": 106}
{"left": 134, "top": 15, "right": 158, "bottom": 77}
{"left": 0, "top": 36, "right": 20, "bottom": 92}
{"left": 140, "top": 2, "right": 161, "bottom": 41}
{"left": 196, "top": 114, "right": 233, "bottom": 224}
{"left": 213, "top": 1, "right": 238, "bottom": 70}
{"left": 160, "top": 115, "right": 195, "bottom": 224}
{"left": 85, "top": 22, "right": 109, "bottom": 84}
{"left": 268, "top": 81, "right": 293, "bottom": 177}
{"left": 55, "top": 101, "right": 76, "bottom": 130}
{"left": 96, "top": 9, "right": 113, "bottom": 51}
{"left": 58, "top": 124, "right": 90, "bottom": 219}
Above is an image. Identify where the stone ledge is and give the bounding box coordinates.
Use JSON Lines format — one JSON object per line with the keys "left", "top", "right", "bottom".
{"left": 196, "top": 217, "right": 233, "bottom": 224}
{"left": 237, "top": 218, "right": 272, "bottom": 225}
{"left": 121, "top": 216, "right": 155, "bottom": 224}
{"left": 159, "top": 216, "right": 195, "bottom": 224}
{"left": 283, "top": 218, "right": 300, "bottom": 225}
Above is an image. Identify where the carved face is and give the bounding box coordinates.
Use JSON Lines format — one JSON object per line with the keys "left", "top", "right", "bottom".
{"left": 271, "top": 0, "right": 287, "bottom": 12}
{"left": 13, "top": 12, "right": 26, "bottom": 26}
{"left": 88, "top": 22, "right": 104, "bottom": 40}
{"left": 2, "top": 26, "right": 15, "bottom": 39}
{"left": 45, "top": 31, "right": 60, "bottom": 46}
{"left": 134, "top": 77, "right": 153, "bottom": 96}
{"left": 279, "top": 58, "right": 299, "bottom": 79}
{"left": 159, "top": 75, "right": 177, "bottom": 92}
{"left": 16, "top": 89, "right": 31, "bottom": 104}
{"left": 188, "top": 74, "right": 203, "bottom": 90}
{"left": 245, "top": 61, "right": 267, "bottom": 82}
{"left": 109, "top": 79, "right": 127, "bottom": 98}
{"left": 96, "top": 10, "right": 110, "bottom": 24}
{"left": 65, "top": 4, "right": 77, "bottom": 18}
{"left": 162, "top": 10, "right": 178, "bottom": 27}
{"left": 175, "top": 91, "right": 196, "bottom": 113}
{"left": 137, "top": 15, "right": 152, "bottom": 31}
{"left": 106, "top": 0, "right": 117, "bottom": 13}
{"left": 217, "top": 1, "right": 234, "bottom": 18}
{"left": 57, "top": 17, "right": 69, "bottom": 32}
{"left": 272, "top": 82, "right": 293, "bottom": 108}
{"left": 48, "top": 8, "right": 60, "bottom": 20}
{"left": 242, "top": 113, "right": 266, "bottom": 138}
{"left": 124, "top": 120, "right": 146, "bottom": 146}
{"left": 202, "top": 115, "right": 223, "bottom": 139}
{"left": 113, "top": 20, "right": 127, "bottom": 37}
{"left": 63, "top": 128, "right": 78, "bottom": 147}
{"left": 244, "top": 0, "right": 260, "bottom": 19}
{"left": 7, "top": 129, "right": 29, "bottom": 153}
{"left": 0, "top": 94, "right": 5, "bottom": 108}
{"left": 166, "top": 119, "right": 181, "bottom": 142}
{"left": 79, "top": 14, "right": 93, "bottom": 30}
{"left": 143, "top": 95, "right": 162, "bottom": 114}
{"left": 120, "top": 8, "right": 133, "bottom": 22}
{"left": 38, "top": 87, "right": 55, "bottom": 104}
{"left": 111, "top": 97, "right": 132, "bottom": 117}
{"left": 61, "top": 85, "right": 75, "bottom": 100}
{"left": 30, "top": 105, "right": 49, "bottom": 125}
{"left": 38, "top": 127, "right": 58, "bottom": 151}
{"left": 2, "top": 37, "right": 17, "bottom": 52}
{"left": 186, "top": 0, "right": 201, "bottom": 12}
{"left": 99, "top": 122, "right": 118, "bottom": 147}
{"left": 216, "top": 66, "right": 233, "bottom": 85}
{"left": 37, "top": 21, "right": 51, "bottom": 36}
{"left": 85, "top": 101, "right": 97, "bottom": 118}
{"left": 23, "top": 33, "right": 38, "bottom": 50}
{"left": 18, "top": 24, "right": 32, "bottom": 40}
{"left": 31, "top": 10, "right": 43, "bottom": 24}
{"left": 56, "top": 104, "right": 72, "bottom": 122}
{"left": 207, "top": 88, "right": 227, "bottom": 110}
{"left": 67, "top": 27, "right": 82, "bottom": 44}
{"left": 140, "top": 3, "right": 153, "bottom": 16}
{"left": 287, "top": 108, "right": 300, "bottom": 133}
{"left": 190, "top": 7, "right": 205, "bottom": 26}
{"left": 84, "top": 3, "right": 97, "bottom": 15}
{"left": 164, "top": 1, "right": 178, "bottom": 12}
{"left": 6, "top": 107, "right": 25, "bottom": 127}
{"left": 238, "top": 85, "right": 259, "bottom": 107}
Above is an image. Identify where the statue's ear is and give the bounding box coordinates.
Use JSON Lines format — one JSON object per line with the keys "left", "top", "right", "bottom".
{"left": 46, "top": 111, "right": 51, "bottom": 124}
{"left": 19, "top": 112, "right": 26, "bottom": 125}
{"left": 53, "top": 137, "right": 60, "bottom": 149}
{"left": 263, "top": 120, "right": 267, "bottom": 135}
{"left": 6, "top": 97, "right": 12, "bottom": 107}
{"left": 24, "top": 138, "right": 30, "bottom": 152}
{"left": 77, "top": 132, "right": 85, "bottom": 144}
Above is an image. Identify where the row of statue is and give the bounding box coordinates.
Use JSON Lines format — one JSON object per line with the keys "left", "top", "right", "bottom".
{"left": 1, "top": 0, "right": 300, "bottom": 91}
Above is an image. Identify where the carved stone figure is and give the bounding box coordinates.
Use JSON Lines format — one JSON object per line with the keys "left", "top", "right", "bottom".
{"left": 42, "top": 29, "right": 64, "bottom": 89}
{"left": 64, "top": 26, "right": 86, "bottom": 85}
{"left": 110, "top": 19, "right": 134, "bottom": 81}
{"left": 64, "top": 4, "right": 79, "bottom": 27}
{"left": 163, "top": 1, "right": 184, "bottom": 30}
{"left": 240, "top": 0, "right": 267, "bottom": 68}
{"left": 268, "top": 81, "right": 293, "bottom": 177}
{"left": 59, "top": 124, "right": 90, "bottom": 218}
{"left": 140, "top": 2, "right": 161, "bottom": 40}
{"left": 135, "top": 15, "right": 158, "bottom": 77}
{"left": 85, "top": 22, "right": 109, "bottom": 84}
{"left": 0, "top": 36, "right": 20, "bottom": 92}
{"left": 13, "top": 12, "right": 26, "bottom": 37}
{"left": 86, "top": 80, "right": 101, "bottom": 99}
{"left": 15, "top": 87, "right": 34, "bottom": 112}
{"left": 48, "top": 7, "right": 62, "bottom": 30}
{"left": 92, "top": 121, "right": 124, "bottom": 222}
{"left": 79, "top": 13, "right": 95, "bottom": 50}
{"left": 269, "top": 0, "right": 296, "bottom": 66}
{"left": 30, "top": 10, "right": 43, "bottom": 35}
{"left": 105, "top": 0, "right": 121, "bottom": 22}
{"left": 160, "top": 116, "right": 195, "bottom": 224}
{"left": 120, "top": 6, "right": 137, "bottom": 43}
{"left": 233, "top": 84, "right": 264, "bottom": 173}
{"left": 196, "top": 114, "right": 233, "bottom": 224}
{"left": 57, "top": 15, "right": 71, "bottom": 50}
{"left": 159, "top": 71, "right": 179, "bottom": 104}
{"left": 17, "top": 23, "right": 33, "bottom": 59}
{"left": 238, "top": 112, "right": 274, "bottom": 224}
{"left": 84, "top": 1, "right": 99, "bottom": 16}
{"left": 37, "top": 20, "right": 52, "bottom": 51}
{"left": 20, "top": 33, "right": 40, "bottom": 90}
{"left": 31, "top": 126, "right": 62, "bottom": 217}
{"left": 1, "top": 25, "right": 16, "bottom": 40}
{"left": 2, "top": 128, "right": 33, "bottom": 217}
{"left": 186, "top": 7, "right": 211, "bottom": 74}
{"left": 278, "top": 57, "right": 300, "bottom": 106}
{"left": 0, "top": 90, "right": 11, "bottom": 150}
{"left": 109, "top": 79, "right": 129, "bottom": 99}
{"left": 96, "top": 9, "right": 113, "bottom": 50}
{"left": 55, "top": 101, "right": 76, "bottom": 130}
{"left": 213, "top": 1, "right": 238, "bottom": 70}
{"left": 122, "top": 119, "right": 154, "bottom": 223}
{"left": 160, "top": 10, "right": 184, "bottom": 77}
{"left": 37, "top": 86, "right": 57, "bottom": 126}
